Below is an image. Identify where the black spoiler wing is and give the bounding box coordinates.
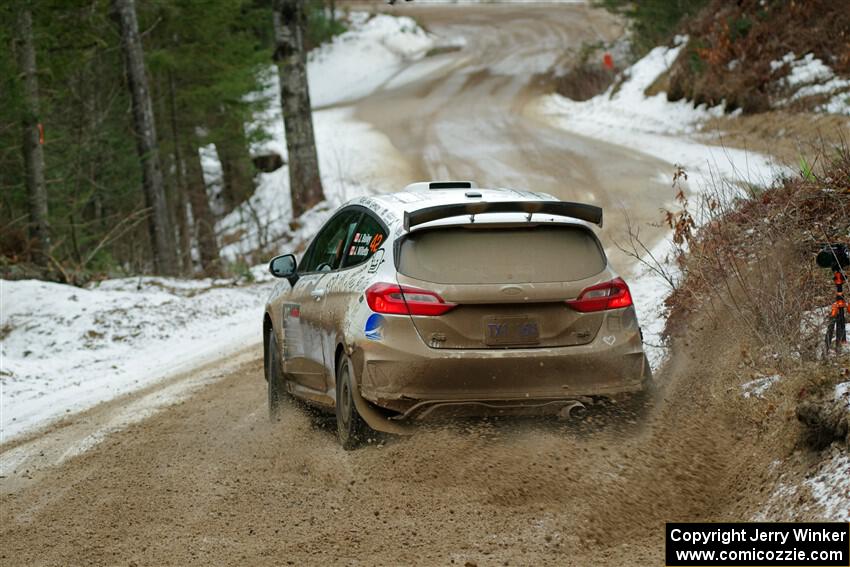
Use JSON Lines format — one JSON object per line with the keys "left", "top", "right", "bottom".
{"left": 403, "top": 200, "right": 603, "bottom": 231}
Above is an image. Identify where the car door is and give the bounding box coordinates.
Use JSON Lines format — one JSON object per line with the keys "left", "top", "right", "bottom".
{"left": 318, "top": 210, "right": 390, "bottom": 389}
{"left": 283, "top": 209, "right": 362, "bottom": 394}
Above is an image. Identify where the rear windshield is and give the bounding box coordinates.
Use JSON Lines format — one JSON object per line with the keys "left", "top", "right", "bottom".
{"left": 397, "top": 226, "right": 606, "bottom": 284}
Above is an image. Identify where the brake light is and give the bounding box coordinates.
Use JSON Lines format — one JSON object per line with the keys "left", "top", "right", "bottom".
{"left": 566, "top": 277, "right": 633, "bottom": 312}
{"left": 365, "top": 283, "right": 456, "bottom": 316}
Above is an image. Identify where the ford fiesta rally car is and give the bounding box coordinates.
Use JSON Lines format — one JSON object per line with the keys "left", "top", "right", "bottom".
{"left": 263, "top": 181, "right": 652, "bottom": 448}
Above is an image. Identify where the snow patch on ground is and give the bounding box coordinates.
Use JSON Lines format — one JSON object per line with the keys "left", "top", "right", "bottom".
{"left": 781, "top": 52, "right": 834, "bottom": 86}
{"left": 626, "top": 238, "right": 676, "bottom": 370}
{"left": 804, "top": 452, "right": 850, "bottom": 521}
{"left": 219, "top": 100, "right": 413, "bottom": 261}
{"left": 770, "top": 52, "right": 850, "bottom": 115}
{"left": 537, "top": 38, "right": 782, "bottom": 188}
{"left": 309, "top": 13, "right": 435, "bottom": 108}
{"left": 741, "top": 374, "right": 781, "bottom": 399}
{"left": 757, "top": 449, "right": 850, "bottom": 522}
{"left": 836, "top": 382, "right": 850, "bottom": 411}
{"left": 542, "top": 38, "right": 726, "bottom": 136}
{"left": 0, "top": 277, "right": 272, "bottom": 442}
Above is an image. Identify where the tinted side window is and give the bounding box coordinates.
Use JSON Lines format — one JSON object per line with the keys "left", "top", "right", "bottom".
{"left": 300, "top": 211, "right": 362, "bottom": 272}
{"left": 342, "top": 213, "right": 387, "bottom": 268}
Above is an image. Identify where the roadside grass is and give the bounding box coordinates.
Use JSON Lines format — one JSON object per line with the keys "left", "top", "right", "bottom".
{"left": 663, "top": 143, "right": 849, "bottom": 361}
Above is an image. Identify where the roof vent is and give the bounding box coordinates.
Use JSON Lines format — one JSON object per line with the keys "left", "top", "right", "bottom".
{"left": 429, "top": 181, "right": 475, "bottom": 190}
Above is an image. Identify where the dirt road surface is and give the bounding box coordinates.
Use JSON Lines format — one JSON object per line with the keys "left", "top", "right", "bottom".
{"left": 3, "top": 335, "right": 792, "bottom": 566}
{"left": 0, "top": 6, "right": 783, "bottom": 566}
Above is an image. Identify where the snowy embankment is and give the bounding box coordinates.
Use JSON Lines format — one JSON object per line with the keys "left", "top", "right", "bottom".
{"left": 0, "top": 274, "right": 270, "bottom": 441}
{"left": 771, "top": 52, "right": 850, "bottom": 115}
{"left": 0, "top": 13, "right": 434, "bottom": 444}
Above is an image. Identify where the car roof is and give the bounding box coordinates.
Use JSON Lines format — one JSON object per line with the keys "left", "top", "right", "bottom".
{"left": 349, "top": 182, "right": 600, "bottom": 233}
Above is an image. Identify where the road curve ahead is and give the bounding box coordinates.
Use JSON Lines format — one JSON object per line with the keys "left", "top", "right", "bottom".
{"left": 355, "top": 4, "right": 674, "bottom": 266}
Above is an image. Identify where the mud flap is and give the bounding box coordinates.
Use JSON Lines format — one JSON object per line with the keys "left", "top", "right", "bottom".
{"left": 350, "top": 374, "right": 415, "bottom": 436}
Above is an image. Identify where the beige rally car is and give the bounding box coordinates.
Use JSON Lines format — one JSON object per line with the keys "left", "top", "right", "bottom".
{"left": 264, "top": 182, "right": 652, "bottom": 448}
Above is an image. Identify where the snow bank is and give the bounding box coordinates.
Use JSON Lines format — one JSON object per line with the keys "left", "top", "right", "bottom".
{"left": 309, "top": 13, "right": 434, "bottom": 108}
{"left": 771, "top": 52, "right": 850, "bottom": 115}
{"left": 536, "top": 38, "right": 782, "bottom": 188}
{"left": 759, "top": 448, "right": 850, "bottom": 522}
{"left": 0, "top": 276, "right": 273, "bottom": 442}
{"left": 218, "top": 101, "right": 414, "bottom": 261}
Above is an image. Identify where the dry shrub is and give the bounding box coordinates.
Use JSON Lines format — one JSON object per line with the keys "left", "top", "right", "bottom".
{"left": 555, "top": 64, "right": 619, "bottom": 102}
{"left": 664, "top": 145, "right": 850, "bottom": 364}
{"left": 665, "top": 0, "right": 850, "bottom": 113}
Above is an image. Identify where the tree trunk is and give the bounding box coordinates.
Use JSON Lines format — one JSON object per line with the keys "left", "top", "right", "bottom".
{"left": 273, "top": 0, "right": 325, "bottom": 219}
{"left": 167, "top": 71, "right": 194, "bottom": 274}
{"left": 185, "top": 141, "right": 221, "bottom": 276}
{"left": 112, "top": 0, "right": 178, "bottom": 275}
{"left": 214, "top": 121, "right": 255, "bottom": 213}
{"left": 16, "top": 7, "right": 50, "bottom": 266}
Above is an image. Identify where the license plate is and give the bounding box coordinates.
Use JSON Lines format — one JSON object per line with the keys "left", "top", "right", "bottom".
{"left": 483, "top": 316, "right": 540, "bottom": 346}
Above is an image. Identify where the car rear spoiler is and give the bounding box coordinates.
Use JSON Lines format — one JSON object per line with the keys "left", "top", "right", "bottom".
{"left": 403, "top": 200, "right": 603, "bottom": 231}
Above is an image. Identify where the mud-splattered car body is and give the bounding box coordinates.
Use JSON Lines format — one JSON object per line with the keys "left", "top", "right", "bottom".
{"left": 263, "top": 182, "right": 651, "bottom": 444}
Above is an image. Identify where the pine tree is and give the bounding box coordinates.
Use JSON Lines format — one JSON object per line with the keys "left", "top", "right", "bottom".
{"left": 0, "top": 0, "right": 342, "bottom": 278}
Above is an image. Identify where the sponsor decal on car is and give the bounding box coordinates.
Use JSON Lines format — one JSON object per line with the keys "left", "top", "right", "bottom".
{"left": 364, "top": 313, "right": 386, "bottom": 341}
{"left": 368, "top": 249, "right": 385, "bottom": 273}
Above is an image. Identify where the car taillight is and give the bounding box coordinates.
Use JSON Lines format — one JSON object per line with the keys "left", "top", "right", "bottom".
{"left": 365, "top": 283, "right": 456, "bottom": 316}
{"left": 566, "top": 277, "right": 633, "bottom": 312}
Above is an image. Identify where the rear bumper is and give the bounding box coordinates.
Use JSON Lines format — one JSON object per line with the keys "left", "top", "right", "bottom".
{"left": 355, "top": 313, "right": 649, "bottom": 420}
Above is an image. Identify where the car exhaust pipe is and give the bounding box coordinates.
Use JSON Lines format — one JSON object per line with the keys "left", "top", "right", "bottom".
{"left": 558, "top": 401, "right": 587, "bottom": 420}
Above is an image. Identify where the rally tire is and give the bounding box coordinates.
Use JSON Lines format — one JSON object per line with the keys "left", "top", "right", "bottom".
{"left": 267, "top": 331, "right": 286, "bottom": 422}
{"left": 335, "top": 356, "right": 368, "bottom": 450}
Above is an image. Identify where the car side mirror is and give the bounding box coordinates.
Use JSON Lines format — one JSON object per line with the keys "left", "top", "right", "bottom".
{"left": 269, "top": 254, "right": 298, "bottom": 285}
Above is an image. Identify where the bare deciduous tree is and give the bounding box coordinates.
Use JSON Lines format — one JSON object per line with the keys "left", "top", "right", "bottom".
{"left": 185, "top": 141, "right": 221, "bottom": 276}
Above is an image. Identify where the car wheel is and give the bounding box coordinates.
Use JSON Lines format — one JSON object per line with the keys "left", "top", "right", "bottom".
{"left": 267, "top": 331, "right": 286, "bottom": 421}
{"left": 335, "top": 355, "right": 368, "bottom": 450}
